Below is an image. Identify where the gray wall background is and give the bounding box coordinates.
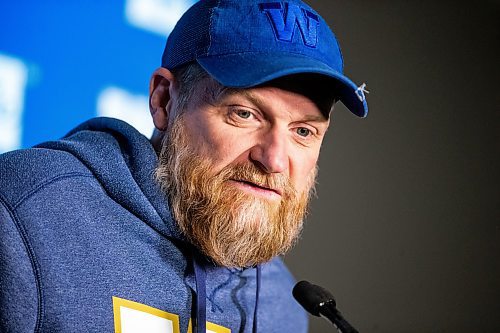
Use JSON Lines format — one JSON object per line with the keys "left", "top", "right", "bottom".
{"left": 285, "top": 0, "right": 499, "bottom": 332}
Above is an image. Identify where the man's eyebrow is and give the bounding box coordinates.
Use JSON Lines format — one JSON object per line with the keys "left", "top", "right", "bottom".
{"left": 208, "top": 87, "right": 265, "bottom": 110}
{"left": 239, "top": 90, "right": 265, "bottom": 107}
{"left": 239, "top": 90, "right": 329, "bottom": 122}
{"left": 215, "top": 88, "right": 329, "bottom": 122}
{"left": 298, "top": 114, "right": 329, "bottom": 122}
{"left": 213, "top": 88, "right": 261, "bottom": 106}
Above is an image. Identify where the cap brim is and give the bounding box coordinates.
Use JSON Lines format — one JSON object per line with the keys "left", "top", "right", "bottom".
{"left": 197, "top": 52, "right": 368, "bottom": 117}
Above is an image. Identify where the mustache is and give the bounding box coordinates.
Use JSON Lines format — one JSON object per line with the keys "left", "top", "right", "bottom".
{"left": 220, "top": 163, "right": 295, "bottom": 197}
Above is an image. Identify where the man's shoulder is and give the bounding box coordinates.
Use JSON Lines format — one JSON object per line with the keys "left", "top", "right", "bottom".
{"left": 263, "top": 257, "right": 294, "bottom": 276}
{"left": 257, "top": 258, "right": 309, "bottom": 330}
{"left": 0, "top": 147, "right": 92, "bottom": 207}
{"left": 260, "top": 257, "right": 298, "bottom": 290}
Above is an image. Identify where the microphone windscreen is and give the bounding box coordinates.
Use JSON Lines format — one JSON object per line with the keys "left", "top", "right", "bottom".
{"left": 292, "top": 280, "right": 336, "bottom": 316}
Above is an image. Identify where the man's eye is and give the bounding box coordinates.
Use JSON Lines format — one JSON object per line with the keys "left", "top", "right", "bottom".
{"left": 236, "top": 110, "right": 252, "bottom": 119}
{"left": 296, "top": 127, "right": 311, "bottom": 137}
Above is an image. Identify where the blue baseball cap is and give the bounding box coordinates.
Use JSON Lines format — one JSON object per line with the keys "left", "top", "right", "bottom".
{"left": 162, "top": 0, "right": 368, "bottom": 117}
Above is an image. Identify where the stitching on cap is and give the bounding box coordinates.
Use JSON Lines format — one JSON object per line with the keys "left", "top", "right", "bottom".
{"left": 206, "top": 0, "right": 219, "bottom": 56}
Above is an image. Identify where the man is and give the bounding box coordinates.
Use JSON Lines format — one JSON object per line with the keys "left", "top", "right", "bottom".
{"left": 0, "top": 0, "right": 367, "bottom": 332}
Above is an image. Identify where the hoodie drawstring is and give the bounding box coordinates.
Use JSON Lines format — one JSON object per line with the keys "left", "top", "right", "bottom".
{"left": 253, "top": 264, "right": 261, "bottom": 333}
{"left": 192, "top": 252, "right": 262, "bottom": 333}
{"left": 192, "top": 252, "right": 207, "bottom": 333}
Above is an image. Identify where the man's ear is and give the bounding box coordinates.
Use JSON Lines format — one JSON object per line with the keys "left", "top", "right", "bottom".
{"left": 149, "top": 67, "right": 176, "bottom": 131}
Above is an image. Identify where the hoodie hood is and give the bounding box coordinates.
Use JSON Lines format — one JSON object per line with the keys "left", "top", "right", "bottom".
{"left": 36, "top": 117, "right": 183, "bottom": 241}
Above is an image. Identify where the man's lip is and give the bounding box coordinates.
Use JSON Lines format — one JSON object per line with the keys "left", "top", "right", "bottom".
{"left": 230, "top": 179, "right": 282, "bottom": 196}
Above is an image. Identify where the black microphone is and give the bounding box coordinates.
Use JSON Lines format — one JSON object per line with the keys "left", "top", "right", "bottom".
{"left": 293, "top": 280, "right": 359, "bottom": 333}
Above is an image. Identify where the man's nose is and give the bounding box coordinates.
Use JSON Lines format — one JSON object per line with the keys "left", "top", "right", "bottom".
{"left": 249, "top": 128, "right": 289, "bottom": 174}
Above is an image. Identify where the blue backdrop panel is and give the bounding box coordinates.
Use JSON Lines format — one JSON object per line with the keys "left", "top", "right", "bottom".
{"left": 0, "top": 0, "right": 195, "bottom": 152}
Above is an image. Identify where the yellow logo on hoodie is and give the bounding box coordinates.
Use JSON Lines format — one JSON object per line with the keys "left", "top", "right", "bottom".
{"left": 112, "top": 296, "right": 230, "bottom": 333}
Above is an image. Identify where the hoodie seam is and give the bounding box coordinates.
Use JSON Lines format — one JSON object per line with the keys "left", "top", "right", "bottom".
{"left": 12, "top": 172, "right": 94, "bottom": 209}
{"left": 0, "top": 194, "right": 44, "bottom": 332}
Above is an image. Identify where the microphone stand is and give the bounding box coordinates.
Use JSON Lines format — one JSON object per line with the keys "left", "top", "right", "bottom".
{"left": 319, "top": 300, "right": 359, "bottom": 333}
